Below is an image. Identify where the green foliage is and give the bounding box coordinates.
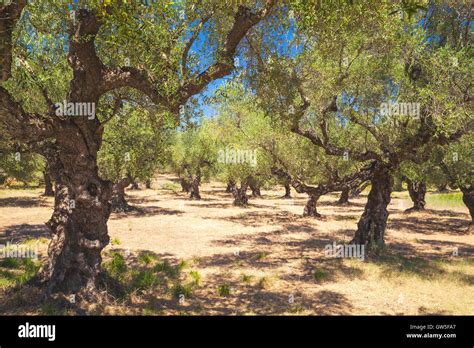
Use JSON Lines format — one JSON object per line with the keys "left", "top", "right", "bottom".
{"left": 98, "top": 103, "right": 174, "bottom": 185}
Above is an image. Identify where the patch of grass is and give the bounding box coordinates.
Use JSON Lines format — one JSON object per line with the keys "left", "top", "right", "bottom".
{"left": 257, "top": 252, "right": 268, "bottom": 261}
{"left": 110, "top": 237, "right": 121, "bottom": 246}
{"left": 138, "top": 252, "right": 156, "bottom": 266}
{"left": 313, "top": 269, "right": 329, "bottom": 282}
{"left": 0, "top": 258, "right": 40, "bottom": 289}
{"left": 241, "top": 273, "right": 254, "bottom": 284}
{"left": 426, "top": 191, "right": 464, "bottom": 208}
{"left": 103, "top": 252, "right": 127, "bottom": 280}
{"left": 171, "top": 283, "right": 193, "bottom": 299}
{"left": 131, "top": 269, "right": 158, "bottom": 291}
{"left": 177, "top": 260, "right": 188, "bottom": 271}
{"left": 143, "top": 308, "right": 159, "bottom": 316}
{"left": 287, "top": 304, "right": 305, "bottom": 314}
{"left": 0, "top": 257, "right": 21, "bottom": 268}
{"left": 153, "top": 260, "right": 178, "bottom": 278}
{"left": 217, "top": 283, "right": 232, "bottom": 297}
{"left": 162, "top": 182, "right": 180, "bottom": 192}
{"left": 20, "top": 258, "right": 40, "bottom": 283}
{"left": 257, "top": 276, "right": 272, "bottom": 289}
{"left": 188, "top": 270, "right": 201, "bottom": 287}
{"left": 40, "top": 302, "right": 63, "bottom": 315}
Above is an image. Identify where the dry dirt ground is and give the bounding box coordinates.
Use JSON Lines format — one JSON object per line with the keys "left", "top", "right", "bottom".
{"left": 0, "top": 174, "right": 473, "bottom": 315}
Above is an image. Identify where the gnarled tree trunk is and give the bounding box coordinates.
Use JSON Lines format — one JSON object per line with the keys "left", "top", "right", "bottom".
{"left": 233, "top": 180, "right": 249, "bottom": 206}
{"left": 406, "top": 179, "right": 426, "bottom": 211}
{"left": 111, "top": 176, "right": 132, "bottom": 212}
{"left": 351, "top": 164, "right": 393, "bottom": 254}
{"left": 337, "top": 187, "right": 350, "bottom": 205}
{"left": 189, "top": 169, "right": 201, "bottom": 200}
{"left": 248, "top": 177, "right": 261, "bottom": 197}
{"left": 40, "top": 142, "right": 113, "bottom": 295}
{"left": 460, "top": 187, "right": 473, "bottom": 231}
{"left": 283, "top": 183, "right": 291, "bottom": 199}
{"left": 43, "top": 169, "right": 54, "bottom": 197}
{"left": 250, "top": 184, "right": 261, "bottom": 197}
{"left": 180, "top": 177, "right": 190, "bottom": 193}
{"left": 303, "top": 193, "right": 321, "bottom": 217}
{"left": 226, "top": 179, "right": 235, "bottom": 193}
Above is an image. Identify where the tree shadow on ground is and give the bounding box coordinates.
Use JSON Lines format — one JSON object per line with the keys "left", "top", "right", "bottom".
{"left": 212, "top": 210, "right": 306, "bottom": 227}
{"left": 112, "top": 206, "right": 184, "bottom": 220}
{"left": 0, "top": 197, "right": 51, "bottom": 208}
{"left": 389, "top": 214, "right": 470, "bottom": 235}
{"left": 0, "top": 224, "right": 49, "bottom": 244}
{"left": 186, "top": 202, "right": 235, "bottom": 209}
{"left": 323, "top": 200, "right": 366, "bottom": 208}
{"left": 368, "top": 242, "right": 474, "bottom": 286}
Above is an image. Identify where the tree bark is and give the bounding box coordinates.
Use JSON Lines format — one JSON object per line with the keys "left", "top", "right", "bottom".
{"left": 180, "top": 177, "right": 190, "bottom": 193}
{"left": 351, "top": 164, "right": 393, "bottom": 254}
{"left": 226, "top": 180, "right": 236, "bottom": 193}
{"left": 111, "top": 176, "right": 132, "bottom": 212}
{"left": 460, "top": 187, "right": 474, "bottom": 230}
{"left": 283, "top": 183, "right": 291, "bottom": 199}
{"left": 405, "top": 179, "right": 426, "bottom": 211}
{"left": 189, "top": 169, "right": 201, "bottom": 200}
{"left": 337, "top": 187, "right": 350, "bottom": 205}
{"left": 250, "top": 184, "right": 261, "bottom": 197}
{"left": 43, "top": 170, "right": 54, "bottom": 197}
{"left": 40, "top": 145, "right": 113, "bottom": 295}
{"left": 145, "top": 179, "right": 151, "bottom": 189}
{"left": 303, "top": 194, "right": 321, "bottom": 217}
{"left": 233, "top": 180, "right": 249, "bottom": 206}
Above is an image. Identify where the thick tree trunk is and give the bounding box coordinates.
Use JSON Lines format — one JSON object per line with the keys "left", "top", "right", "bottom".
{"left": 461, "top": 187, "right": 474, "bottom": 231}
{"left": 283, "top": 183, "right": 291, "bottom": 199}
{"left": 233, "top": 181, "right": 249, "bottom": 206}
{"left": 250, "top": 184, "right": 261, "bottom": 197}
{"left": 189, "top": 170, "right": 201, "bottom": 200}
{"left": 40, "top": 145, "right": 113, "bottom": 295}
{"left": 226, "top": 180, "right": 236, "bottom": 193}
{"left": 180, "top": 177, "right": 190, "bottom": 193}
{"left": 406, "top": 179, "right": 426, "bottom": 211}
{"left": 248, "top": 177, "right": 261, "bottom": 197}
{"left": 43, "top": 170, "right": 54, "bottom": 197}
{"left": 111, "top": 176, "right": 132, "bottom": 212}
{"left": 145, "top": 179, "right": 151, "bottom": 189}
{"left": 337, "top": 187, "right": 350, "bottom": 205}
{"left": 351, "top": 164, "right": 393, "bottom": 254}
{"left": 303, "top": 194, "right": 321, "bottom": 217}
